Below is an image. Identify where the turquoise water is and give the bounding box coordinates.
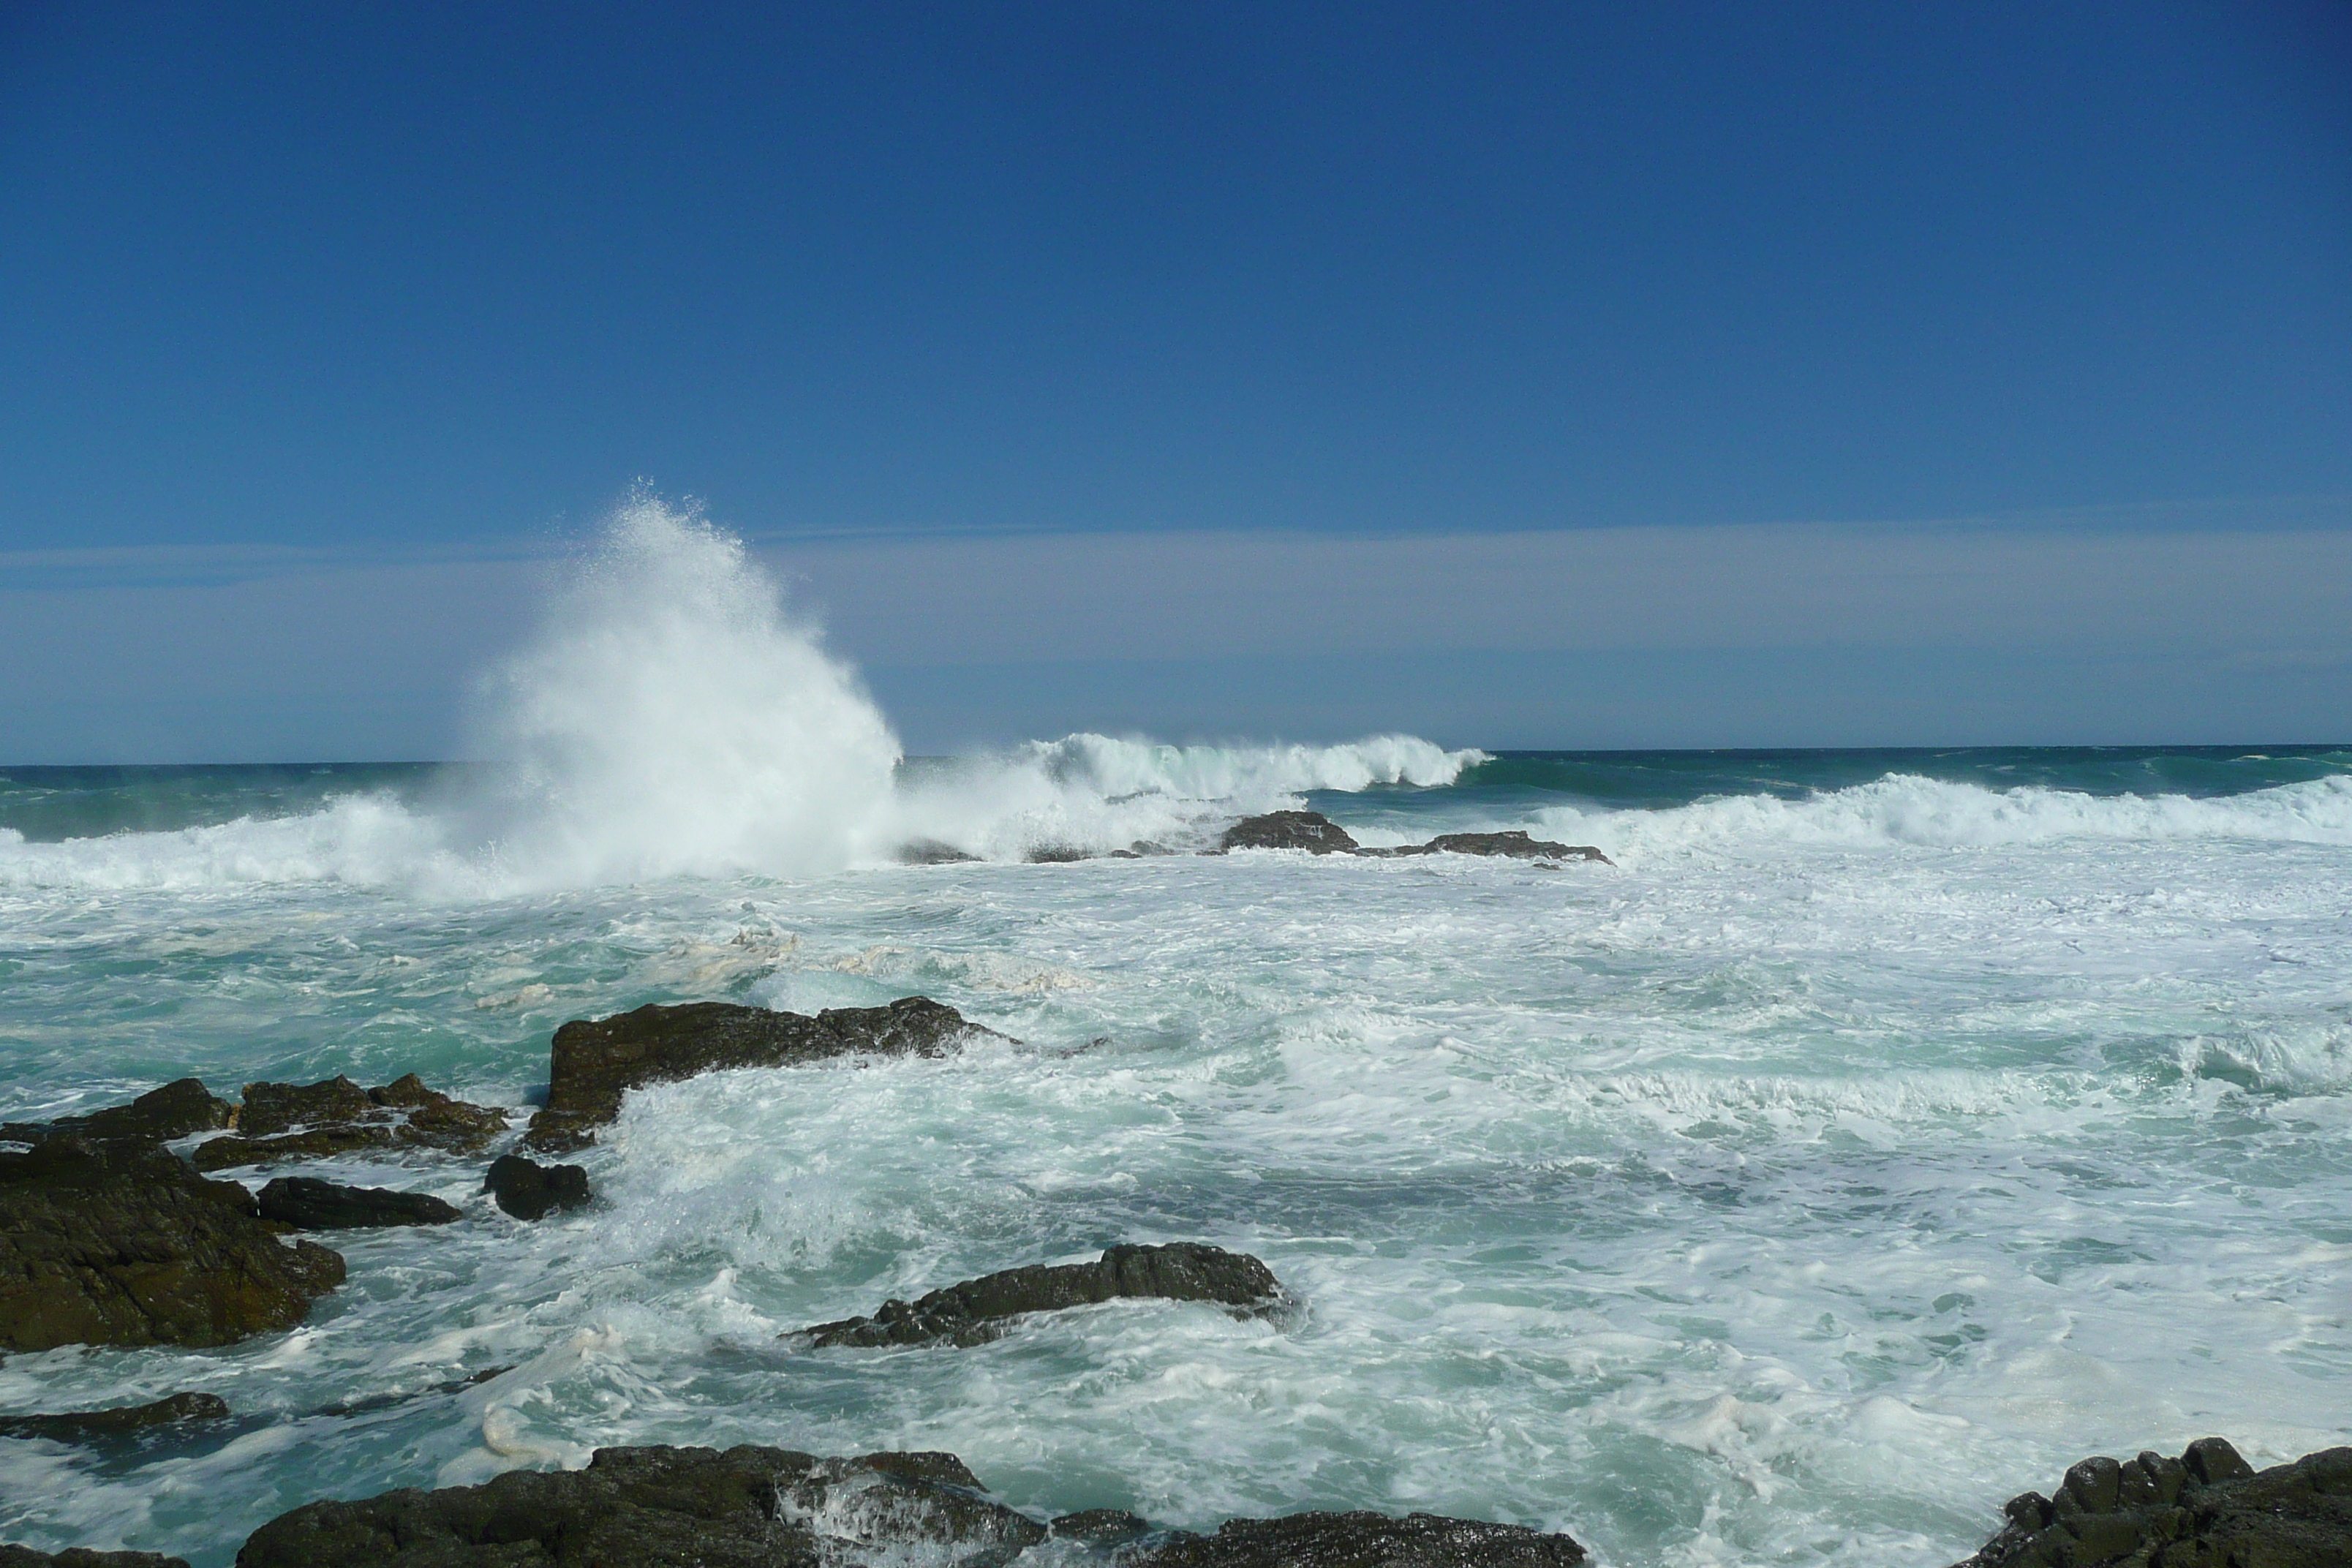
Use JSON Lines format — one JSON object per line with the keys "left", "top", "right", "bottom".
{"left": 4, "top": 742, "right": 2350, "bottom": 1567}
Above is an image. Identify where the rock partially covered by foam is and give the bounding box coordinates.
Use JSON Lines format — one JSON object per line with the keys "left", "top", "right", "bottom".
{"left": 235, "top": 1444, "right": 1047, "bottom": 1568}
{"left": 1951, "top": 1438, "right": 2352, "bottom": 1568}
{"left": 0, "top": 1392, "right": 229, "bottom": 1445}
{"left": 191, "top": 1075, "right": 508, "bottom": 1171}
{"left": 482, "top": 1154, "right": 590, "bottom": 1220}
{"left": 525, "top": 996, "right": 998, "bottom": 1151}
{"left": 1389, "top": 831, "right": 1612, "bottom": 864}
{"left": 794, "top": 1242, "right": 1285, "bottom": 1349}
{"left": 0, "top": 1548, "right": 192, "bottom": 1568}
{"left": 1142, "top": 1511, "right": 1586, "bottom": 1567}
{"left": 256, "top": 1177, "right": 461, "bottom": 1230}
{"left": 1, "top": 1079, "right": 235, "bottom": 1148}
{"left": 0, "top": 1139, "right": 344, "bottom": 1352}
{"left": 1216, "top": 810, "right": 1361, "bottom": 854}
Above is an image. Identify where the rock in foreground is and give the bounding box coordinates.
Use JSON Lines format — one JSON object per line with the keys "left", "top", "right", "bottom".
{"left": 0, "top": 1139, "right": 344, "bottom": 1352}
{"left": 483, "top": 1155, "right": 591, "bottom": 1220}
{"left": 0, "top": 1548, "right": 192, "bottom": 1568}
{"left": 0, "top": 1393, "right": 229, "bottom": 1445}
{"left": 1, "top": 1079, "right": 235, "bottom": 1148}
{"left": 192, "top": 1075, "right": 508, "bottom": 1171}
{"left": 796, "top": 1242, "right": 1284, "bottom": 1349}
{"left": 1217, "top": 811, "right": 1361, "bottom": 854}
{"left": 526, "top": 995, "right": 997, "bottom": 1151}
{"left": 1952, "top": 1437, "right": 2352, "bottom": 1568}
{"left": 235, "top": 1444, "right": 1047, "bottom": 1568}
{"left": 1142, "top": 1511, "right": 1585, "bottom": 1567}
{"left": 256, "top": 1177, "right": 462, "bottom": 1230}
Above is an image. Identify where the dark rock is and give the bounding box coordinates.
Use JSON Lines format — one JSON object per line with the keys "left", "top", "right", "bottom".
{"left": 0, "top": 1392, "right": 230, "bottom": 1444}
{"left": 483, "top": 1155, "right": 591, "bottom": 1221}
{"left": 233, "top": 1444, "right": 1047, "bottom": 1568}
{"left": 525, "top": 995, "right": 998, "bottom": 1151}
{"left": 0, "top": 1548, "right": 192, "bottom": 1568}
{"left": 1, "top": 1079, "right": 235, "bottom": 1148}
{"left": 312, "top": 1366, "right": 512, "bottom": 1420}
{"left": 0, "top": 1139, "right": 344, "bottom": 1352}
{"left": 795, "top": 1242, "right": 1285, "bottom": 1349}
{"left": 1025, "top": 845, "right": 1092, "bottom": 863}
{"left": 1216, "top": 811, "right": 1360, "bottom": 854}
{"left": 1391, "top": 831, "right": 1611, "bottom": 864}
{"left": 897, "top": 840, "right": 982, "bottom": 864}
{"left": 1139, "top": 1511, "right": 1586, "bottom": 1567}
{"left": 1050, "top": 1509, "right": 1152, "bottom": 1545}
{"left": 255, "top": 1177, "right": 462, "bottom": 1230}
{"left": 191, "top": 1075, "right": 508, "bottom": 1171}
{"left": 1951, "top": 1439, "right": 2352, "bottom": 1568}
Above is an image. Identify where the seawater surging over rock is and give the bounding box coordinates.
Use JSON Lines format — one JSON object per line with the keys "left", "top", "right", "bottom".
{"left": 191, "top": 1074, "right": 508, "bottom": 1171}
{"left": 794, "top": 1242, "right": 1286, "bottom": 1349}
{"left": 0, "top": 1139, "right": 344, "bottom": 1352}
{"left": 524, "top": 995, "right": 999, "bottom": 1151}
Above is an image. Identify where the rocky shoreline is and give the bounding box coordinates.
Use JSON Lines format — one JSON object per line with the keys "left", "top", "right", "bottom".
{"left": 6, "top": 932, "right": 2346, "bottom": 1567}
{"left": 894, "top": 810, "right": 1616, "bottom": 867}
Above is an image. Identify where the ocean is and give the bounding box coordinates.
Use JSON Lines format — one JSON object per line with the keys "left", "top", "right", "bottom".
{"left": 3, "top": 506, "right": 2348, "bottom": 1567}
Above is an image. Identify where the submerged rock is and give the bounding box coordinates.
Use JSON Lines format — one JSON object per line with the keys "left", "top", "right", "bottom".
{"left": 1140, "top": 1511, "right": 1586, "bottom": 1567}
{"left": 483, "top": 1154, "right": 592, "bottom": 1220}
{"left": 234, "top": 1444, "right": 1048, "bottom": 1568}
{"left": 0, "top": 1392, "right": 230, "bottom": 1445}
{"left": 1216, "top": 811, "right": 1360, "bottom": 854}
{"left": 0, "top": 1548, "right": 192, "bottom": 1568}
{"left": 255, "top": 1177, "right": 462, "bottom": 1230}
{"left": 191, "top": 1075, "right": 508, "bottom": 1171}
{"left": 0, "top": 1139, "right": 344, "bottom": 1352}
{"left": 525, "top": 995, "right": 998, "bottom": 1151}
{"left": 1388, "top": 831, "right": 1611, "bottom": 864}
{"left": 1, "top": 1079, "right": 235, "bottom": 1148}
{"left": 1950, "top": 1437, "right": 2352, "bottom": 1568}
{"left": 794, "top": 1242, "right": 1285, "bottom": 1349}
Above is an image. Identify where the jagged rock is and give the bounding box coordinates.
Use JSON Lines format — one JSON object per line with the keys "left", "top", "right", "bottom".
{"left": 483, "top": 1155, "right": 590, "bottom": 1221}
{"left": 192, "top": 1075, "right": 508, "bottom": 1171}
{"left": 1140, "top": 1511, "right": 1586, "bottom": 1567}
{"left": 1950, "top": 1438, "right": 2352, "bottom": 1568}
{"left": 0, "top": 1548, "right": 192, "bottom": 1568}
{"left": 897, "top": 840, "right": 982, "bottom": 864}
{"left": 1216, "top": 811, "right": 1360, "bottom": 854}
{"left": 794, "top": 1242, "right": 1285, "bottom": 1349}
{"left": 0, "top": 1139, "right": 344, "bottom": 1352}
{"left": 233, "top": 1444, "right": 1048, "bottom": 1568}
{"left": 525, "top": 996, "right": 998, "bottom": 1151}
{"left": 1, "top": 1079, "right": 235, "bottom": 1147}
{"left": 1050, "top": 1509, "right": 1152, "bottom": 1545}
{"left": 1387, "top": 831, "right": 1611, "bottom": 864}
{"left": 1025, "top": 845, "right": 1092, "bottom": 863}
{"left": 0, "top": 1392, "right": 229, "bottom": 1444}
{"left": 255, "top": 1177, "right": 462, "bottom": 1230}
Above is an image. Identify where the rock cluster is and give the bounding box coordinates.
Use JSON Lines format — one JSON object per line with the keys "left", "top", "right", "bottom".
{"left": 1147, "top": 1510, "right": 1586, "bottom": 1567}
{"left": 1951, "top": 1438, "right": 2352, "bottom": 1568}
{"left": 524, "top": 995, "right": 998, "bottom": 1150}
{"left": 190, "top": 1074, "right": 507, "bottom": 1171}
{"left": 1218, "top": 812, "right": 1612, "bottom": 864}
{"left": 796, "top": 1243, "right": 1286, "bottom": 1349}
{"left": 0, "top": 1393, "right": 228, "bottom": 1445}
{"left": 255, "top": 1176, "right": 461, "bottom": 1230}
{"left": 0, "top": 1138, "right": 344, "bottom": 1352}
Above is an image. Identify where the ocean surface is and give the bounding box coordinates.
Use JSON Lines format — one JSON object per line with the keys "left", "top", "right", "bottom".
{"left": 4, "top": 508, "right": 2349, "bottom": 1568}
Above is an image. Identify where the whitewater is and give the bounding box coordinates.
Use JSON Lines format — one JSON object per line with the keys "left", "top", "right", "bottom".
{"left": 3, "top": 501, "right": 2349, "bottom": 1567}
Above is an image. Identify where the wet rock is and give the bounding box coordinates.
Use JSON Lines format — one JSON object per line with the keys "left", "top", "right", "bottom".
{"left": 1, "top": 1079, "right": 235, "bottom": 1148}
{"left": 1389, "top": 831, "right": 1611, "bottom": 864}
{"left": 0, "top": 1139, "right": 344, "bottom": 1352}
{"left": 525, "top": 995, "right": 998, "bottom": 1151}
{"left": 234, "top": 1443, "right": 1047, "bottom": 1568}
{"left": 1050, "top": 1509, "right": 1153, "bottom": 1546}
{"left": 191, "top": 1075, "right": 508, "bottom": 1171}
{"left": 0, "top": 1392, "right": 230, "bottom": 1444}
{"left": 312, "top": 1366, "right": 511, "bottom": 1420}
{"left": 897, "top": 840, "right": 982, "bottom": 864}
{"left": 0, "top": 1548, "right": 192, "bottom": 1568}
{"left": 1951, "top": 1439, "right": 2352, "bottom": 1568}
{"left": 1139, "top": 1511, "right": 1586, "bottom": 1567}
{"left": 483, "top": 1154, "right": 591, "bottom": 1220}
{"left": 255, "top": 1177, "right": 461, "bottom": 1230}
{"left": 1025, "top": 844, "right": 1092, "bottom": 863}
{"left": 1215, "top": 811, "right": 1360, "bottom": 854}
{"left": 794, "top": 1242, "right": 1285, "bottom": 1349}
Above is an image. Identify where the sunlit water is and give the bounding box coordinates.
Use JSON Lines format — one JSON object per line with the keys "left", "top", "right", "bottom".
{"left": 2, "top": 505, "right": 2346, "bottom": 1567}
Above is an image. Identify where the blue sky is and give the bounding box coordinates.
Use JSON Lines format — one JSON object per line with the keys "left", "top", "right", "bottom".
{"left": 4, "top": 1, "right": 2348, "bottom": 758}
